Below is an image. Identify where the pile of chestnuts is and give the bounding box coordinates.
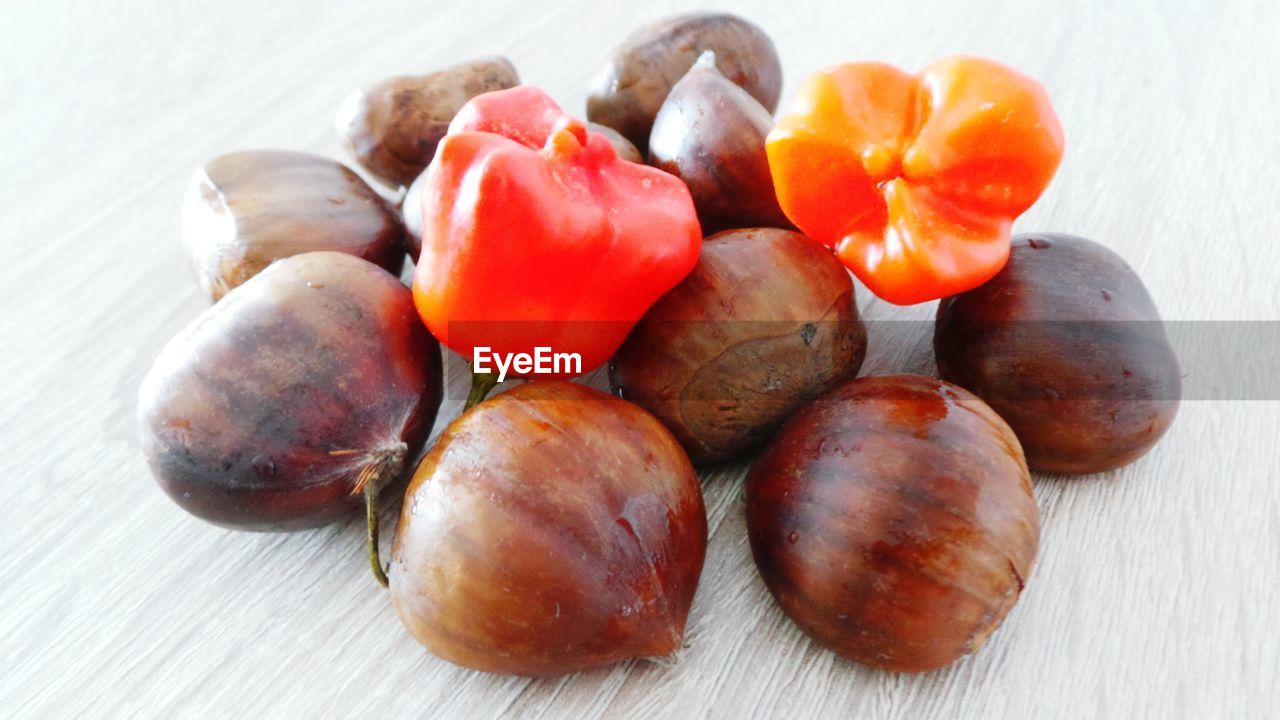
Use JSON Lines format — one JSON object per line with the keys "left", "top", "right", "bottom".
{"left": 139, "top": 11, "right": 1180, "bottom": 679}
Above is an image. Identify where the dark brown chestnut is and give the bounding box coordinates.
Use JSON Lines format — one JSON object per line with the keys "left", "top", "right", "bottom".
{"left": 182, "top": 150, "right": 405, "bottom": 301}
{"left": 649, "top": 51, "right": 789, "bottom": 232}
{"left": 746, "top": 375, "right": 1040, "bottom": 672}
{"left": 587, "top": 12, "right": 782, "bottom": 154}
{"left": 935, "top": 233, "right": 1181, "bottom": 474}
{"left": 390, "top": 381, "right": 707, "bottom": 677}
{"left": 336, "top": 57, "right": 519, "bottom": 187}
{"left": 138, "top": 252, "right": 442, "bottom": 582}
{"left": 611, "top": 228, "right": 865, "bottom": 465}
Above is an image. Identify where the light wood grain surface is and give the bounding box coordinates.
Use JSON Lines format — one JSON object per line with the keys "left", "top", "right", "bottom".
{"left": 3, "top": 0, "right": 1277, "bottom": 717}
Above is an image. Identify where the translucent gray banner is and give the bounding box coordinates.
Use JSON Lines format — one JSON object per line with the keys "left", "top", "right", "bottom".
{"left": 442, "top": 320, "right": 1280, "bottom": 401}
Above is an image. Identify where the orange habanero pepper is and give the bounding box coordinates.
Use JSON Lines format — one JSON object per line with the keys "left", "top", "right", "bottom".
{"left": 766, "top": 56, "right": 1064, "bottom": 305}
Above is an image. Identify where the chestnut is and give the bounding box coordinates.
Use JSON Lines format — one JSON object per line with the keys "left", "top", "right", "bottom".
{"left": 587, "top": 12, "right": 782, "bottom": 154}
{"left": 390, "top": 381, "right": 707, "bottom": 677}
{"left": 934, "top": 233, "right": 1181, "bottom": 474}
{"left": 401, "top": 168, "right": 428, "bottom": 263}
{"left": 611, "top": 228, "right": 865, "bottom": 465}
{"left": 746, "top": 375, "right": 1040, "bottom": 672}
{"left": 182, "top": 150, "right": 405, "bottom": 301}
{"left": 335, "top": 57, "right": 519, "bottom": 187}
{"left": 138, "top": 252, "right": 442, "bottom": 582}
{"left": 649, "top": 52, "right": 789, "bottom": 232}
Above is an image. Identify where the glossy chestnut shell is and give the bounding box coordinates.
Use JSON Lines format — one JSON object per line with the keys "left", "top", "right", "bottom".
{"left": 390, "top": 381, "right": 707, "bottom": 677}
{"left": 648, "top": 52, "right": 788, "bottom": 232}
{"left": 182, "top": 150, "right": 405, "bottom": 301}
{"left": 934, "top": 233, "right": 1181, "bottom": 473}
{"left": 401, "top": 168, "right": 428, "bottom": 263}
{"left": 336, "top": 57, "right": 519, "bottom": 188}
{"left": 587, "top": 12, "right": 782, "bottom": 154}
{"left": 746, "top": 374, "right": 1040, "bottom": 672}
{"left": 611, "top": 228, "right": 866, "bottom": 464}
{"left": 138, "top": 252, "right": 442, "bottom": 530}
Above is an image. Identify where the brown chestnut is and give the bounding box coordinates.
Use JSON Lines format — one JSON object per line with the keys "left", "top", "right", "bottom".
{"left": 649, "top": 52, "right": 789, "bottom": 232}
{"left": 612, "top": 228, "right": 866, "bottom": 465}
{"left": 138, "top": 252, "right": 442, "bottom": 581}
{"left": 587, "top": 12, "right": 782, "bottom": 154}
{"left": 401, "top": 167, "right": 428, "bottom": 263}
{"left": 935, "top": 233, "right": 1181, "bottom": 474}
{"left": 182, "top": 150, "right": 405, "bottom": 301}
{"left": 336, "top": 57, "right": 518, "bottom": 187}
{"left": 390, "top": 381, "right": 707, "bottom": 677}
{"left": 746, "top": 375, "right": 1040, "bottom": 672}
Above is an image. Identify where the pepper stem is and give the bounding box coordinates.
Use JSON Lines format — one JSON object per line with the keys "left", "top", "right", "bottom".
{"left": 348, "top": 444, "right": 405, "bottom": 588}
{"left": 362, "top": 467, "right": 389, "bottom": 588}
{"left": 545, "top": 117, "right": 589, "bottom": 158}
{"left": 466, "top": 369, "right": 500, "bottom": 410}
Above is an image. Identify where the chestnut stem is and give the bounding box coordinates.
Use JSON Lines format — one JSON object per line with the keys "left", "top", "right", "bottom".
{"left": 364, "top": 479, "right": 389, "bottom": 588}
{"left": 465, "top": 370, "right": 500, "bottom": 410}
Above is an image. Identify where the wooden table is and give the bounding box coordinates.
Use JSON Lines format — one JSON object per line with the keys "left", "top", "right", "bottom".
{"left": 4, "top": 1, "right": 1276, "bottom": 717}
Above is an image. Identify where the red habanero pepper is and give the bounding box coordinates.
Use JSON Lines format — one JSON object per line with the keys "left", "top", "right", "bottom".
{"left": 766, "top": 56, "right": 1064, "bottom": 305}
{"left": 411, "top": 86, "right": 701, "bottom": 384}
